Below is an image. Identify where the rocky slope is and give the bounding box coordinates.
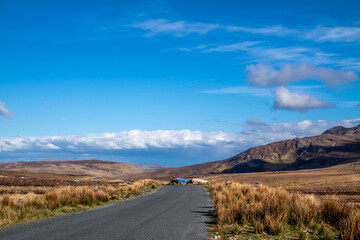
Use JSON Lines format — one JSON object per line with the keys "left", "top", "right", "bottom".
{"left": 223, "top": 124, "right": 360, "bottom": 173}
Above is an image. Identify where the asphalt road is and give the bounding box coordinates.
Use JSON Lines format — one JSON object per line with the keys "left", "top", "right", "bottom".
{"left": 0, "top": 185, "right": 213, "bottom": 240}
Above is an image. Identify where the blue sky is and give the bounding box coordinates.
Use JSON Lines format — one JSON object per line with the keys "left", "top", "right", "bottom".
{"left": 0, "top": 0, "right": 359, "bottom": 166}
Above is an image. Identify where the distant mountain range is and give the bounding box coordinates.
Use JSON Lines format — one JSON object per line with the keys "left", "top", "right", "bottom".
{"left": 117, "top": 161, "right": 172, "bottom": 171}
{"left": 137, "top": 124, "right": 360, "bottom": 178}
{"left": 37, "top": 158, "right": 171, "bottom": 171}
{"left": 0, "top": 159, "right": 170, "bottom": 178}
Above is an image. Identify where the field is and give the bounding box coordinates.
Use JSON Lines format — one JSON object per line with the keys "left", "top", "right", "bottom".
{"left": 204, "top": 163, "right": 360, "bottom": 205}
{"left": 206, "top": 181, "right": 360, "bottom": 240}
{"left": 0, "top": 170, "right": 162, "bottom": 228}
{"left": 201, "top": 163, "right": 360, "bottom": 239}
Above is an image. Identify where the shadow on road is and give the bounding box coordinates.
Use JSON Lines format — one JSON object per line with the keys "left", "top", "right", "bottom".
{"left": 193, "top": 206, "right": 215, "bottom": 225}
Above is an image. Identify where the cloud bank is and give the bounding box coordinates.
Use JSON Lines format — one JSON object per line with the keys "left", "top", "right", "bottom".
{"left": 1, "top": 118, "right": 360, "bottom": 165}
{"left": 0, "top": 130, "right": 239, "bottom": 153}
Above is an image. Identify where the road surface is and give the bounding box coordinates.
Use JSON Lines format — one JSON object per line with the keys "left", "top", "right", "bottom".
{"left": 0, "top": 185, "right": 212, "bottom": 240}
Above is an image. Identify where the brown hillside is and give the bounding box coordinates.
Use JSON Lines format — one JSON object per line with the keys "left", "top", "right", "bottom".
{"left": 223, "top": 124, "right": 360, "bottom": 173}
{"left": 0, "top": 159, "right": 144, "bottom": 178}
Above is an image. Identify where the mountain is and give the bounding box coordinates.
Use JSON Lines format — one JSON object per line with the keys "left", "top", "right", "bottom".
{"left": 38, "top": 158, "right": 171, "bottom": 171}
{"left": 135, "top": 124, "right": 360, "bottom": 179}
{"left": 0, "top": 159, "right": 145, "bottom": 178}
{"left": 118, "top": 161, "right": 172, "bottom": 171}
{"left": 222, "top": 124, "right": 360, "bottom": 173}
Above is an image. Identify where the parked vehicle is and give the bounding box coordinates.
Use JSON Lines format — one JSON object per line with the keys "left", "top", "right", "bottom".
{"left": 169, "top": 178, "right": 188, "bottom": 184}
{"left": 191, "top": 178, "right": 208, "bottom": 184}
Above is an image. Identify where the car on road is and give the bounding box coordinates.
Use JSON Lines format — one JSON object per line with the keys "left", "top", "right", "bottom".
{"left": 169, "top": 178, "right": 188, "bottom": 184}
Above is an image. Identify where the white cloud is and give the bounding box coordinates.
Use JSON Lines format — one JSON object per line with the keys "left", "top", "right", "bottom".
{"left": 0, "top": 101, "right": 11, "bottom": 118}
{"left": 38, "top": 143, "right": 61, "bottom": 150}
{"left": 203, "top": 86, "right": 272, "bottom": 97}
{"left": 177, "top": 44, "right": 210, "bottom": 52}
{"left": 205, "top": 41, "right": 261, "bottom": 52}
{"left": 304, "top": 26, "right": 360, "bottom": 42}
{"left": 246, "top": 119, "right": 266, "bottom": 126}
{"left": 225, "top": 25, "right": 300, "bottom": 36}
{"left": 226, "top": 24, "right": 360, "bottom": 43}
{"left": 273, "top": 87, "right": 334, "bottom": 112}
{"left": 130, "top": 19, "right": 219, "bottom": 37}
{"left": 1, "top": 118, "right": 360, "bottom": 163}
{"left": 247, "top": 47, "right": 333, "bottom": 64}
{"left": 204, "top": 63, "right": 355, "bottom": 113}
{"left": 246, "top": 63, "right": 358, "bottom": 87}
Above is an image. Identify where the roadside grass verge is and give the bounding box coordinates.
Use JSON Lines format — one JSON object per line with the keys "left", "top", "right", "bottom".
{"left": 206, "top": 181, "right": 360, "bottom": 240}
{"left": 0, "top": 179, "right": 162, "bottom": 228}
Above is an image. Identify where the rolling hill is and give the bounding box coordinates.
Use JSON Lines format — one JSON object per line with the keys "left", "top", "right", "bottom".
{"left": 118, "top": 161, "right": 172, "bottom": 171}
{"left": 0, "top": 159, "right": 145, "bottom": 178}
{"left": 38, "top": 158, "right": 171, "bottom": 171}
{"left": 136, "top": 124, "right": 360, "bottom": 179}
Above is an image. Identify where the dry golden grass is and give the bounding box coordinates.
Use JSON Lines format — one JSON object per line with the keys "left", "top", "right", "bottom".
{"left": 207, "top": 181, "right": 360, "bottom": 240}
{"left": 205, "top": 164, "right": 360, "bottom": 205}
{"left": 0, "top": 179, "right": 161, "bottom": 228}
